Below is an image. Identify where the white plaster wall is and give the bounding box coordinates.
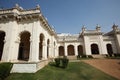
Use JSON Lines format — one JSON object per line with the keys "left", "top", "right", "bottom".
{"left": 0, "top": 21, "right": 20, "bottom": 62}
{"left": 84, "top": 36, "right": 91, "bottom": 55}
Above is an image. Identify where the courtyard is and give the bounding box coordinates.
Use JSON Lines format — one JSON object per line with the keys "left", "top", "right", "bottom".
{"left": 5, "top": 59, "right": 119, "bottom": 80}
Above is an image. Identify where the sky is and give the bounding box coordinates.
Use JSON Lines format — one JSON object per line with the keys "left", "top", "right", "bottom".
{"left": 0, "top": 0, "right": 120, "bottom": 34}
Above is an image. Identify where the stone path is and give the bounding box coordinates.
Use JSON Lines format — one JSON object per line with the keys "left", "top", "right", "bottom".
{"left": 82, "top": 59, "right": 120, "bottom": 80}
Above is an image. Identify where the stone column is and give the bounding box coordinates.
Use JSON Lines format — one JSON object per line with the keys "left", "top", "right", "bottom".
{"left": 13, "top": 37, "right": 21, "bottom": 62}
{"left": 1, "top": 37, "right": 9, "bottom": 62}
{"left": 98, "top": 35, "right": 107, "bottom": 55}
{"left": 74, "top": 45, "right": 78, "bottom": 56}
{"left": 29, "top": 35, "right": 39, "bottom": 62}
{"left": 55, "top": 45, "right": 58, "bottom": 57}
{"left": 112, "top": 24, "right": 120, "bottom": 53}
{"left": 29, "top": 21, "right": 40, "bottom": 62}
{"left": 2, "top": 21, "right": 18, "bottom": 62}
{"left": 48, "top": 43, "right": 52, "bottom": 58}
{"left": 116, "top": 34, "right": 120, "bottom": 53}
{"left": 42, "top": 40, "right": 47, "bottom": 60}
{"left": 53, "top": 45, "right": 56, "bottom": 57}
{"left": 64, "top": 44, "right": 68, "bottom": 56}
{"left": 83, "top": 36, "right": 91, "bottom": 55}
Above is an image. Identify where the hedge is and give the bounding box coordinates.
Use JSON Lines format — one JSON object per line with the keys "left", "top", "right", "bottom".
{"left": 54, "top": 57, "right": 69, "bottom": 68}
{"left": 0, "top": 62, "right": 13, "bottom": 80}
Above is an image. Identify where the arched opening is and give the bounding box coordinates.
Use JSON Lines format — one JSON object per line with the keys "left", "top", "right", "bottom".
{"left": 59, "top": 46, "right": 64, "bottom": 56}
{"left": 91, "top": 44, "right": 99, "bottom": 54}
{"left": 78, "top": 45, "right": 83, "bottom": 55}
{"left": 39, "top": 33, "right": 44, "bottom": 60}
{"left": 68, "top": 45, "right": 75, "bottom": 56}
{"left": 18, "top": 32, "right": 30, "bottom": 61}
{"left": 47, "top": 39, "right": 50, "bottom": 58}
{"left": 106, "top": 44, "right": 113, "bottom": 55}
{"left": 0, "top": 31, "right": 5, "bottom": 60}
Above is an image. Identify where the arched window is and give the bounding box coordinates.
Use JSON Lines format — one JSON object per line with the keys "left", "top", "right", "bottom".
{"left": 39, "top": 33, "right": 45, "bottom": 60}
{"left": 91, "top": 44, "right": 99, "bottom": 54}
{"left": 18, "top": 31, "right": 30, "bottom": 61}
{"left": 0, "top": 31, "right": 5, "bottom": 60}
{"left": 78, "top": 45, "right": 83, "bottom": 55}
{"left": 106, "top": 44, "right": 113, "bottom": 54}
{"left": 59, "top": 46, "right": 65, "bottom": 56}
{"left": 68, "top": 45, "right": 75, "bottom": 56}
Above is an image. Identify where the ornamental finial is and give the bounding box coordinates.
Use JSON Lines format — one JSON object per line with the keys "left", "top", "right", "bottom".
{"left": 15, "top": 4, "right": 19, "bottom": 8}
{"left": 82, "top": 25, "right": 86, "bottom": 32}
{"left": 36, "top": 4, "right": 40, "bottom": 9}
{"left": 96, "top": 24, "right": 101, "bottom": 31}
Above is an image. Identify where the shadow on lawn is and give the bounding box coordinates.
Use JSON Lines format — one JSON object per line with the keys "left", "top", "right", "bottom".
{"left": 49, "top": 62, "right": 67, "bottom": 69}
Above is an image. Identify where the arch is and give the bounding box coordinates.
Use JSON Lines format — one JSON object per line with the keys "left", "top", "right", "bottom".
{"left": 67, "top": 45, "right": 75, "bottom": 56}
{"left": 39, "top": 33, "right": 45, "bottom": 60}
{"left": 59, "top": 46, "right": 65, "bottom": 56}
{"left": 91, "top": 44, "right": 99, "bottom": 54}
{"left": 78, "top": 45, "right": 83, "bottom": 55}
{"left": 47, "top": 39, "right": 50, "bottom": 58}
{"left": 18, "top": 31, "right": 30, "bottom": 61}
{"left": 0, "top": 31, "right": 5, "bottom": 60}
{"left": 106, "top": 44, "right": 113, "bottom": 55}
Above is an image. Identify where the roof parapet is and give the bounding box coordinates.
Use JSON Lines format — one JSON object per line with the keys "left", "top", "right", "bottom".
{"left": 96, "top": 24, "right": 101, "bottom": 32}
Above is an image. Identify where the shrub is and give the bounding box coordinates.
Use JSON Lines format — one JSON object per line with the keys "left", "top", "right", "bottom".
{"left": 61, "top": 57, "right": 69, "bottom": 68}
{"left": 81, "top": 55, "right": 87, "bottom": 58}
{"left": 108, "top": 54, "right": 112, "bottom": 57}
{"left": 54, "top": 58, "right": 61, "bottom": 67}
{"left": 0, "top": 62, "right": 13, "bottom": 80}
{"left": 77, "top": 55, "right": 80, "bottom": 59}
{"left": 54, "top": 56, "right": 69, "bottom": 68}
{"left": 105, "top": 54, "right": 109, "bottom": 57}
{"left": 114, "top": 54, "right": 120, "bottom": 57}
{"left": 88, "top": 55, "right": 93, "bottom": 58}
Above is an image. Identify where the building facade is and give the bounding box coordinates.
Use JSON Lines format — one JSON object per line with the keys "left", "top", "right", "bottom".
{"left": 58, "top": 25, "right": 120, "bottom": 57}
{"left": 0, "top": 4, "right": 120, "bottom": 72}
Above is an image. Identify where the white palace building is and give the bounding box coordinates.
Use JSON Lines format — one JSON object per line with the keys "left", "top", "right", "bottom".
{"left": 0, "top": 4, "right": 120, "bottom": 73}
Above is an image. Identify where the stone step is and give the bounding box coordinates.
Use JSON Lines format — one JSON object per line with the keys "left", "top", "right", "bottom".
{"left": 92, "top": 54, "right": 106, "bottom": 59}
{"left": 67, "top": 56, "right": 77, "bottom": 60}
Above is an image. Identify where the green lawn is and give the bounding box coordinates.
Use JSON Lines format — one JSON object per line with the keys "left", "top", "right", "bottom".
{"left": 6, "top": 62, "right": 118, "bottom": 80}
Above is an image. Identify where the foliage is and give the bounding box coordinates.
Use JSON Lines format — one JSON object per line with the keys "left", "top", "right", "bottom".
{"left": 54, "top": 56, "right": 69, "bottom": 68}
{"left": 114, "top": 54, "right": 120, "bottom": 57}
{"left": 80, "top": 55, "right": 87, "bottom": 58}
{"left": 106, "top": 53, "right": 120, "bottom": 59}
{"left": 77, "top": 55, "right": 80, "bottom": 59}
{"left": 88, "top": 55, "right": 93, "bottom": 58}
{"left": 61, "top": 57, "right": 69, "bottom": 68}
{"left": 54, "top": 58, "right": 61, "bottom": 67}
{"left": 0, "top": 62, "right": 13, "bottom": 80}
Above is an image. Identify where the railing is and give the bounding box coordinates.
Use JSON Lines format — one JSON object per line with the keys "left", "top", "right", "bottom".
{"left": 20, "top": 9, "right": 40, "bottom": 15}
{"left": 0, "top": 8, "right": 40, "bottom": 15}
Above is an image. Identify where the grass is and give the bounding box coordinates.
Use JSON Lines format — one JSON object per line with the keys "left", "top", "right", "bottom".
{"left": 6, "top": 62, "right": 118, "bottom": 80}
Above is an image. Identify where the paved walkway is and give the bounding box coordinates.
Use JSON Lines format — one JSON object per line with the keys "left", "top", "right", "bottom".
{"left": 82, "top": 59, "right": 120, "bottom": 80}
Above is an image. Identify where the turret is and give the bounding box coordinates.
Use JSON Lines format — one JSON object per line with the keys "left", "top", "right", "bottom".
{"left": 96, "top": 24, "right": 101, "bottom": 32}
{"left": 36, "top": 4, "right": 40, "bottom": 10}
{"left": 112, "top": 24, "right": 119, "bottom": 32}
{"left": 82, "top": 25, "right": 86, "bottom": 32}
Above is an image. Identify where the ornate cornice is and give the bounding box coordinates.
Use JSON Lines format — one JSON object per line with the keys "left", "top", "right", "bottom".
{"left": 83, "top": 32, "right": 103, "bottom": 36}
{"left": 0, "top": 4, "right": 57, "bottom": 38}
